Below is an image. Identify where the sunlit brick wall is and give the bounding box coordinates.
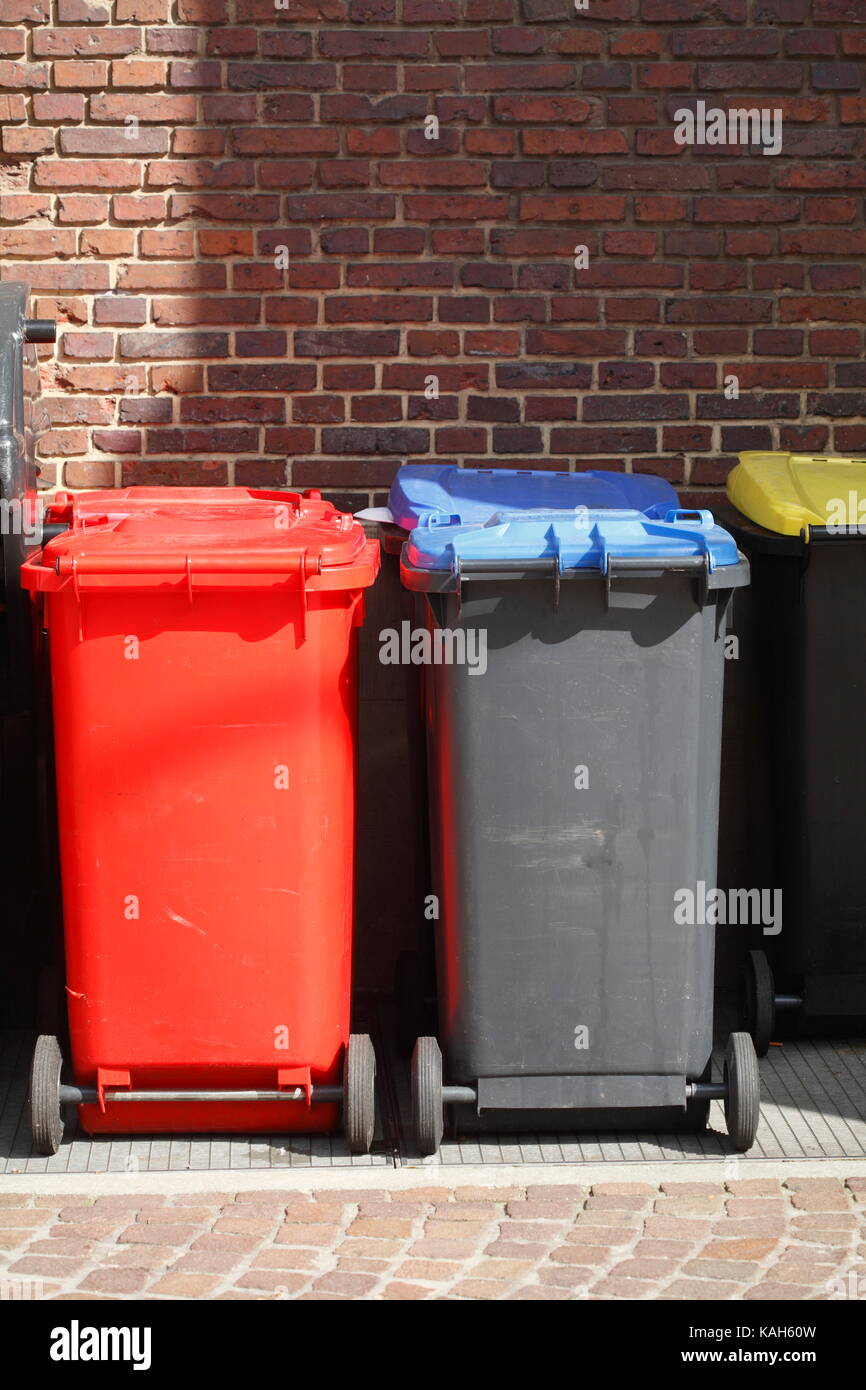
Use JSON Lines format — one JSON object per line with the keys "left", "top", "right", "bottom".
{"left": 0, "top": 0, "right": 864, "bottom": 505}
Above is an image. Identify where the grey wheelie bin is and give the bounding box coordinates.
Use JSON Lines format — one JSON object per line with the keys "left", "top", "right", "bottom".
{"left": 721, "top": 451, "right": 866, "bottom": 1053}
{"left": 390, "top": 465, "right": 761, "bottom": 1153}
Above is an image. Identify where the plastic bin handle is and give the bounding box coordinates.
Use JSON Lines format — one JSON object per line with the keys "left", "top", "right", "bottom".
{"left": 52, "top": 549, "right": 322, "bottom": 579}
{"left": 23, "top": 319, "right": 56, "bottom": 344}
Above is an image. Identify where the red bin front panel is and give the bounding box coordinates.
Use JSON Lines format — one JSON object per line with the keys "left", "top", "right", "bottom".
{"left": 24, "top": 490, "right": 378, "bottom": 1134}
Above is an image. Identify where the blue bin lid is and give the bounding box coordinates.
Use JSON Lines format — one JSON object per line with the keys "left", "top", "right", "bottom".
{"left": 404, "top": 507, "right": 741, "bottom": 575}
{"left": 388, "top": 465, "right": 681, "bottom": 531}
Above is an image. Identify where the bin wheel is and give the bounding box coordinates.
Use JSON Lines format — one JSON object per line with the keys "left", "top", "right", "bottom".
{"left": 343, "top": 1033, "right": 376, "bottom": 1155}
{"left": 738, "top": 949, "right": 775, "bottom": 1058}
{"left": 724, "top": 1032, "right": 761, "bottom": 1153}
{"left": 411, "top": 1036, "right": 444, "bottom": 1157}
{"left": 30, "top": 1034, "right": 65, "bottom": 1156}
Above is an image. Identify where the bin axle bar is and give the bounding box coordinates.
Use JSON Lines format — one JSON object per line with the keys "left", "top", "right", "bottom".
{"left": 774, "top": 994, "right": 803, "bottom": 1012}
{"left": 441, "top": 1085, "right": 477, "bottom": 1104}
{"left": 60, "top": 1085, "right": 343, "bottom": 1106}
{"left": 687, "top": 1082, "right": 727, "bottom": 1101}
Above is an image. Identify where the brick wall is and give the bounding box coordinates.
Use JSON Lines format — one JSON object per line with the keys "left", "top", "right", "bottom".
{"left": 1, "top": 0, "right": 864, "bottom": 507}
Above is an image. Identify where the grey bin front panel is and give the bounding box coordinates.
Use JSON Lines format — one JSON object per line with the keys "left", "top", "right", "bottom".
{"left": 423, "top": 570, "right": 731, "bottom": 1091}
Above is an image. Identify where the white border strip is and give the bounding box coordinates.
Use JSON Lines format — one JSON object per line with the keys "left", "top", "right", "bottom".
{"left": 3, "top": 1157, "right": 866, "bottom": 1195}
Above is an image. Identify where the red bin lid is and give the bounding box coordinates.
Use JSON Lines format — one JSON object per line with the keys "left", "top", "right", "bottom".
{"left": 23, "top": 488, "right": 379, "bottom": 594}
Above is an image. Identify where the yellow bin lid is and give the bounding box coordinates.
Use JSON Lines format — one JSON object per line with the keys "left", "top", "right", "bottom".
{"left": 727, "top": 450, "right": 866, "bottom": 537}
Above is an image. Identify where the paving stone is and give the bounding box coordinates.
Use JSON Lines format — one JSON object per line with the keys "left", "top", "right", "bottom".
{"left": 139, "top": 1207, "right": 216, "bottom": 1225}
{"left": 535, "top": 1264, "right": 596, "bottom": 1290}
{"left": 508, "top": 1284, "right": 573, "bottom": 1300}
{"left": 78, "top": 1268, "right": 150, "bottom": 1294}
{"left": 590, "top": 1182, "right": 656, "bottom": 1196}
{"left": 767, "top": 1260, "right": 840, "bottom": 1285}
{"left": 0, "top": 1211, "right": 48, "bottom": 1228}
{"left": 0, "top": 1232, "right": 31, "bottom": 1251}
{"left": 471, "top": 1258, "right": 537, "bottom": 1280}
{"left": 430, "top": 1203, "right": 499, "bottom": 1221}
{"left": 608, "top": 1257, "right": 679, "bottom": 1279}
{"left": 588, "top": 1277, "right": 656, "bottom": 1298}
{"left": 172, "top": 1192, "right": 234, "bottom": 1206}
{"left": 190, "top": 1233, "right": 260, "bottom": 1254}
{"left": 408, "top": 1239, "right": 480, "bottom": 1260}
{"left": 783, "top": 1178, "right": 847, "bottom": 1193}
{"left": 659, "top": 1278, "right": 742, "bottom": 1299}
{"left": 550, "top": 1243, "right": 615, "bottom": 1266}
{"left": 394, "top": 1259, "right": 462, "bottom": 1281}
{"left": 683, "top": 1258, "right": 761, "bottom": 1281}
{"left": 274, "top": 1223, "right": 342, "bottom": 1247}
{"left": 564, "top": 1226, "right": 632, "bottom": 1247}
{"left": 710, "top": 1218, "right": 787, "bottom": 1240}
{"left": 235, "top": 1270, "right": 308, "bottom": 1294}
{"left": 449, "top": 1279, "right": 511, "bottom": 1299}
{"left": 422, "top": 1220, "right": 489, "bottom": 1241}
{"left": 725, "top": 1180, "right": 782, "bottom": 1196}
{"left": 118, "top": 1223, "right": 196, "bottom": 1246}
{"left": 48, "top": 1222, "right": 118, "bottom": 1242}
{"left": 496, "top": 1220, "right": 568, "bottom": 1242}
{"left": 149, "top": 1273, "right": 223, "bottom": 1297}
{"left": 210, "top": 1217, "right": 275, "bottom": 1238}
{"left": 653, "top": 1196, "right": 722, "bottom": 1215}
{"left": 743, "top": 1282, "right": 813, "bottom": 1301}
{"left": 355, "top": 1203, "right": 426, "bottom": 1220}
{"left": 659, "top": 1183, "right": 720, "bottom": 1196}
{"left": 697, "top": 1238, "right": 778, "bottom": 1261}
{"left": 382, "top": 1281, "right": 428, "bottom": 1299}
{"left": 312, "top": 1271, "right": 379, "bottom": 1296}
{"left": 790, "top": 1192, "right": 851, "bottom": 1212}
{"left": 334, "top": 1237, "right": 403, "bottom": 1258}
{"left": 22, "top": 1238, "right": 96, "bottom": 1258}
{"left": 347, "top": 1218, "right": 414, "bottom": 1239}
{"left": 643, "top": 1217, "right": 714, "bottom": 1239}
{"left": 250, "top": 1248, "right": 318, "bottom": 1270}
{"left": 454, "top": 1187, "right": 523, "bottom": 1203}
{"left": 584, "top": 1195, "right": 648, "bottom": 1212}
{"left": 171, "top": 1249, "right": 248, "bottom": 1275}
{"left": 337, "top": 1256, "right": 391, "bottom": 1274}
{"left": 8, "top": 1255, "right": 87, "bottom": 1277}
{"left": 725, "top": 1199, "right": 789, "bottom": 1219}
{"left": 572, "top": 1208, "right": 642, "bottom": 1227}
{"left": 373, "top": 1188, "right": 451, "bottom": 1203}
{"left": 632, "top": 1239, "right": 694, "bottom": 1258}
{"left": 91, "top": 1196, "right": 166, "bottom": 1211}
{"left": 484, "top": 1240, "right": 550, "bottom": 1260}
{"left": 105, "top": 1245, "right": 180, "bottom": 1270}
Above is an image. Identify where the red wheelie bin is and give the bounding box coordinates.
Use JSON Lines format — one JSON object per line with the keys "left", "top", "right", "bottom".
{"left": 21, "top": 487, "right": 379, "bottom": 1153}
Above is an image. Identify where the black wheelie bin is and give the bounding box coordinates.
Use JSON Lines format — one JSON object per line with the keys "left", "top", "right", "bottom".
{"left": 722, "top": 451, "right": 866, "bottom": 1053}
{"left": 389, "top": 465, "right": 761, "bottom": 1154}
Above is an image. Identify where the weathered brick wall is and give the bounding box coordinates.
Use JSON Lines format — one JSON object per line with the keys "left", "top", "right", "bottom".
{"left": 0, "top": 0, "right": 864, "bottom": 506}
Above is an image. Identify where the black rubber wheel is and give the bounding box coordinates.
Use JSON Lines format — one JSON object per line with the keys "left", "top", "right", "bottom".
{"left": 411, "top": 1035, "right": 444, "bottom": 1156}
{"left": 724, "top": 1031, "right": 761, "bottom": 1153}
{"left": 30, "top": 1033, "right": 64, "bottom": 1156}
{"left": 343, "top": 1033, "right": 376, "bottom": 1154}
{"left": 738, "top": 949, "right": 775, "bottom": 1058}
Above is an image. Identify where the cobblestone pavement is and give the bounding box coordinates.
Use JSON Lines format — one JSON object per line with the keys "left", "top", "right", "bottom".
{"left": 1, "top": 1176, "right": 865, "bottom": 1300}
